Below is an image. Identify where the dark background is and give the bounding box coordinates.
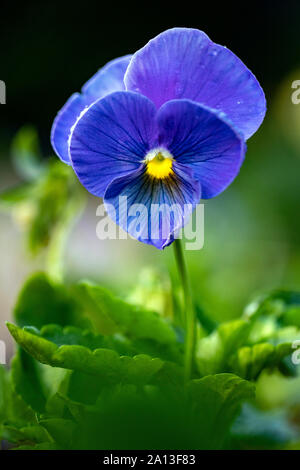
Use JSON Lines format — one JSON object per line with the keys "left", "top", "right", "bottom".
{"left": 0, "top": 0, "right": 299, "bottom": 153}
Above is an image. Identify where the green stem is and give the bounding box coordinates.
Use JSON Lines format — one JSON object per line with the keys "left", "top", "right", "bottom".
{"left": 173, "top": 239, "right": 196, "bottom": 384}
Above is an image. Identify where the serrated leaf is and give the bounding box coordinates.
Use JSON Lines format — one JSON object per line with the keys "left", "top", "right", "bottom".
{"left": 77, "top": 281, "right": 177, "bottom": 344}
{"left": 188, "top": 373, "right": 255, "bottom": 449}
{"left": 129, "top": 338, "right": 183, "bottom": 364}
{"left": 195, "top": 319, "right": 251, "bottom": 376}
{"left": 229, "top": 342, "right": 293, "bottom": 380}
{"left": 7, "top": 323, "right": 164, "bottom": 385}
{"left": 20, "top": 323, "right": 132, "bottom": 357}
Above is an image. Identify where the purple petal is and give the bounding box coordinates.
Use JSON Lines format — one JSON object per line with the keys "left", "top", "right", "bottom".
{"left": 104, "top": 163, "right": 201, "bottom": 249}
{"left": 51, "top": 93, "right": 88, "bottom": 165}
{"left": 51, "top": 55, "right": 132, "bottom": 164}
{"left": 125, "top": 28, "right": 266, "bottom": 140}
{"left": 82, "top": 55, "right": 132, "bottom": 97}
{"left": 156, "top": 99, "right": 246, "bottom": 199}
{"left": 69, "top": 91, "right": 157, "bottom": 197}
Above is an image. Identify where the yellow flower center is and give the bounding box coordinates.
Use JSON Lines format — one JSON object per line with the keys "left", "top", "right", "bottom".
{"left": 145, "top": 149, "right": 173, "bottom": 179}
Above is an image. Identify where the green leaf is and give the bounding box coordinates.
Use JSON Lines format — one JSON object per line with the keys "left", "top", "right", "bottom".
{"left": 188, "top": 373, "right": 255, "bottom": 449}
{"left": 26, "top": 161, "right": 83, "bottom": 256}
{"left": 0, "top": 424, "right": 50, "bottom": 446}
{"left": 228, "top": 342, "right": 293, "bottom": 380}
{"left": 244, "top": 289, "right": 300, "bottom": 323}
{"left": 7, "top": 323, "right": 164, "bottom": 385}
{"left": 128, "top": 338, "right": 183, "bottom": 364}
{"left": 243, "top": 289, "right": 300, "bottom": 346}
{"left": 38, "top": 387, "right": 191, "bottom": 449}
{"left": 0, "top": 366, "right": 7, "bottom": 422}
{"left": 51, "top": 380, "right": 251, "bottom": 450}
{"left": 0, "top": 184, "right": 32, "bottom": 208}
{"left": 195, "top": 303, "right": 219, "bottom": 335}
{"left": 77, "top": 281, "right": 177, "bottom": 344}
{"left": 10, "top": 348, "right": 70, "bottom": 414}
{"left": 41, "top": 323, "right": 134, "bottom": 355}
{"left": 195, "top": 319, "right": 251, "bottom": 376}
{"left": 282, "top": 306, "right": 300, "bottom": 328}
{"left": 1, "top": 160, "right": 86, "bottom": 259}
{"left": 11, "top": 349, "right": 47, "bottom": 413}
{"left": 14, "top": 272, "right": 89, "bottom": 329}
{"left": 2, "top": 127, "right": 87, "bottom": 267}
{"left": 14, "top": 323, "right": 132, "bottom": 355}
{"left": 0, "top": 365, "right": 36, "bottom": 433}
{"left": 38, "top": 418, "right": 77, "bottom": 448}
{"left": 11, "top": 125, "right": 43, "bottom": 181}
{"left": 15, "top": 442, "right": 60, "bottom": 450}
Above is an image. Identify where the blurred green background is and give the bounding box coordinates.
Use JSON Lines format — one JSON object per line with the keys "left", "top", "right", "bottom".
{"left": 0, "top": 0, "right": 300, "bottom": 358}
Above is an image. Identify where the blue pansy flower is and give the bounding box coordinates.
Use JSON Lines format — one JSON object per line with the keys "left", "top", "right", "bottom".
{"left": 51, "top": 28, "right": 266, "bottom": 249}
